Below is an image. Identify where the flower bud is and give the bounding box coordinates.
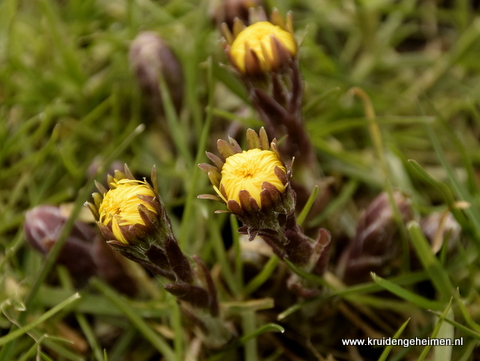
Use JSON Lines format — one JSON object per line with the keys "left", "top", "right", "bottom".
{"left": 129, "top": 32, "right": 184, "bottom": 114}
{"left": 337, "top": 191, "right": 413, "bottom": 284}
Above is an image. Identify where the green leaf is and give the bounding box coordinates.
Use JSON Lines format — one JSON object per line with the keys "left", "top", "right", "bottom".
{"left": 303, "top": 86, "right": 341, "bottom": 114}
{"left": 284, "top": 259, "right": 330, "bottom": 287}
{"left": 76, "top": 313, "right": 104, "bottom": 361}
{"left": 277, "top": 297, "right": 322, "bottom": 321}
{"left": 179, "top": 57, "right": 214, "bottom": 248}
{"left": 425, "top": 122, "right": 480, "bottom": 242}
{"left": 434, "top": 306, "right": 454, "bottom": 361}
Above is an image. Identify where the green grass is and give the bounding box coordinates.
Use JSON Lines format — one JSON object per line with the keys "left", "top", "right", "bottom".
{"left": 2, "top": 0, "right": 480, "bottom": 360}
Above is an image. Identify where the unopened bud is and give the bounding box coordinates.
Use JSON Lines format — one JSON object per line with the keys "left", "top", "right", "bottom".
{"left": 337, "top": 192, "right": 413, "bottom": 284}
{"left": 129, "top": 32, "right": 184, "bottom": 114}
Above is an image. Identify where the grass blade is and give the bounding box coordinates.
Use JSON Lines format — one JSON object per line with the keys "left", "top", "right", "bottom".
{"left": 408, "top": 221, "right": 454, "bottom": 303}
{"left": 91, "top": 279, "right": 176, "bottom": 361}
{"left": 377, "top": 318, "right": 410, "bottom": 361}
{"left": 371, "top": 273, "right": 444, "bottom": 311}
{"left": 416, "top": 298, "right": 453, "bottom": 361}
{"left": 296, "top": 185, "right": 318, "bottom": 226}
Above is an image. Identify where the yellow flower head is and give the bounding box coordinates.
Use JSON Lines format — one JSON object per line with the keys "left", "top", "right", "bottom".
{"left": 98, "top": 179, "right": 157, "bottom": 244}
{"left": 228, "top": 21, "right": 296, "bottom": 74}
{"left": 199, "top": 128, "right": 290, "bottom": 214}
{"left": 216, "top": 149, "right": 285, "bottom": 207}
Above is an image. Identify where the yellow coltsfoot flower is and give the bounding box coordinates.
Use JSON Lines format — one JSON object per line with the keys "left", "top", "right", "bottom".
{"left": 87, "top": 166, "right": 163, "bottom": 246}
{"left": 199, "top": 127, "right": 294, "bottom": 227}
{"left": 222, "top": 9, "right": 297, "bottom": 75}
{"left": 218, "top": 148, "right": 285, "bottom": 208}
{"left": 86, "top": 165, "right": 195, "bottom": 282}
{"left": 98, "top": 178, "right": 157, "bottom": 244}
{"left": 229, "top": 21, "right": 296, "bottom": 74}
{"left": 200, "top": 129, "right": 331, "bottom": 290}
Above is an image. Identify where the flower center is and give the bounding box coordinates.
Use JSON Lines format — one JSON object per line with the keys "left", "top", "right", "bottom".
{"left": 236, "top": 163, "right": 259, "bottom": 179}
{"left": 219, "top": 148, "right": 285, "bottom": 207}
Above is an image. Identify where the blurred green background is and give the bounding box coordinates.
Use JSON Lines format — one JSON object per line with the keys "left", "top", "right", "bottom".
{"left": 2, "top": 0, "right": 480, "bottom": 360}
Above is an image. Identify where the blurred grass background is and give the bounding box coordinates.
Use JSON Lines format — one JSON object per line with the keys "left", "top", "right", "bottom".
{"left": 2, "top": 0, "right": 480, "bottom": 360}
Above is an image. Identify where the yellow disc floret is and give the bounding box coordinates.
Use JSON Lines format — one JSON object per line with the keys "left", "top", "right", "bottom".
{"left": 230, "top": 21, "right": 296, "bottom": 73}
{"left": 99, "top": 179, "right": 157, "bottom": 244}
{"left": 217, "top": 149, "right": 286, "bottom": 207}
